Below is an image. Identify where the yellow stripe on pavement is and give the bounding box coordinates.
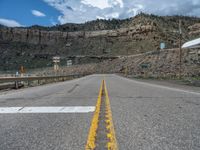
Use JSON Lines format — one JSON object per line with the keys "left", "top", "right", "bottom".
{"left": 85, "top": 79, "right": 118, "bottom": 150}
{"left": 85, "top": 80, "right": 103, "bottom": 149}
{"left": 104, "top": 80, "right": 118, "bottom": 150}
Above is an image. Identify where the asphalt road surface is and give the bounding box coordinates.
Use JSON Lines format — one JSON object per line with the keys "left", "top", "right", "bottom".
{"left": 0, "top": 74, "right": 200, "bottom": 150}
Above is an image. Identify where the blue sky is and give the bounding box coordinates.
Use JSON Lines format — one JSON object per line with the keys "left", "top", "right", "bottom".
{"left": 0, "top": 0, "right": 200, "bottom": 27}
{"left": 0, "top": 0, "right": 61, "bottom": 26}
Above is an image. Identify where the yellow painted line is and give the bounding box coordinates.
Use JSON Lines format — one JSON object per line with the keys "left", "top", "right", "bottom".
{"left": 104, "top": 80, "right": 119, "bottom": 150}
{"left": 85, "top": 79, "right": 118, "bottom": 150}
{"left": 85, "top": 80, "right": 103, "bottom": 149}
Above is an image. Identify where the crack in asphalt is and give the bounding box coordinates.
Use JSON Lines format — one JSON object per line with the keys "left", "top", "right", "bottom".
{"left": 68, "top": 84, "right": 79, "bottom": 93}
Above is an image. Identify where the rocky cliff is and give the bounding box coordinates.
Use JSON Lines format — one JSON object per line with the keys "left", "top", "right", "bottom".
{"left": 0, "top": 13, "right": 200, "bottom": 71}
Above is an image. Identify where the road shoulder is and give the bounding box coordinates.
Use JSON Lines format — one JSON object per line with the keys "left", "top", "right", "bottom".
{"left": 117, "top": 74, "right": 200, "bottom": 94}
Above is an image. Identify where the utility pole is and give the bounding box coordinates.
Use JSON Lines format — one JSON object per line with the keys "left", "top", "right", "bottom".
{"left": 179, "top": 20, "right": 182, "bottom": 79}
{"left": 125, "top": 49, "right": 128, "bottom": 76}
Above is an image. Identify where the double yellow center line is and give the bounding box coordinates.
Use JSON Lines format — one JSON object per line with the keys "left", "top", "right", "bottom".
{"left": 85, "top": 80, "right": 118, "bottom": 150}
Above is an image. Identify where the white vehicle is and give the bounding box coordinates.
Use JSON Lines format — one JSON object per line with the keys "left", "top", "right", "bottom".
{"left": 182, "top": 38, "right": 200, "bottom": 48}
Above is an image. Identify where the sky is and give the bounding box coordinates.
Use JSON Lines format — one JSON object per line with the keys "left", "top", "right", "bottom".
{"left": 0, "top": 0, "right": 200, "bottom": 27}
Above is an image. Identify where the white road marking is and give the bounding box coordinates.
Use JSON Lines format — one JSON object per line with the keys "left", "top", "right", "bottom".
{"left": 0, "top": 106, "right": 95, "bottom": 113}
{"left": 132, "top": 80, "right": 200, "bottom": 95}
{"left": 116, "top": 75, "right": 200, "bottom": 95}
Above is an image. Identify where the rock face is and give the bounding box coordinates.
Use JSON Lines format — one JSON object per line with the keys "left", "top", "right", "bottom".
{"left": 188, "top": 23, "right": 200, "bottom": 35}
{"left": 0, "top": 13, "right": 200, "bottom": 71}
{"left": 0, "top": 25, "right": 155, "bottom": 46}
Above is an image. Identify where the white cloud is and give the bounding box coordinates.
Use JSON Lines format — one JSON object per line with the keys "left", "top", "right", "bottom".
{"left": 113, "top": 0, "right": 124, "bottom": 8}
{"left": 81, "top": 0, "right": 123, "bottom": 9}
{"left": 105, "top": 12, "right": 119, "bottom": 19}
{"left": 43, "top": 0, "right": 200, "bottom": 24}
{"left": 96, "top": 16, "right": 106, "bottom": 19}
{"left": 127, "top": 4, "right": 143, "bottom": 16}
{"left": 31, "top": 10, "right": 46, "bottom": 17}
{"left": 0, "top": 18, "right": 23, "bottom": 27}
{"left": 81, "top": 0, "right": 111, "bottom": 9}
{"left": 43, "top": 0, "right": 125, "bottom": 23}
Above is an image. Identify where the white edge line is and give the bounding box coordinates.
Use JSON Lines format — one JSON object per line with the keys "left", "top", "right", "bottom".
{"left": 116, "top": 75, "right": 200, "bottom": 95}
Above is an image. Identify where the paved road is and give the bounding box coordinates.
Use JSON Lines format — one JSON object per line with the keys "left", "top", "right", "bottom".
{"left": 0, "top": 74, "right": 200, "bottom": 150}
{"left": 0, "top": 75, "right": 102, "bottom": 150}
{"left": 105, "top": 75, "right": 200, "bottom": 150}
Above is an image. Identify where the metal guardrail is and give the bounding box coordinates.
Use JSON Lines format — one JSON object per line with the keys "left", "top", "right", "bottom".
{"left": 0, "top": 74, "right": 87, "bottom": 90}
{"left": 0, "top": 74, "right": 84, "bottom": 82}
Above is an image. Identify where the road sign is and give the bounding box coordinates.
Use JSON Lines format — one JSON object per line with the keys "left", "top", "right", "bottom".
{"left": 160, "top": 42, "right": 165, "bottom": 49}
{"left": 53, "top": 56, "right": 60, "bottom": 71}
{"left": 67, "top": 60, "right": 72, "bottom": 66}
{"left": 53, "top": 56, "right": 60, "bottom": 63}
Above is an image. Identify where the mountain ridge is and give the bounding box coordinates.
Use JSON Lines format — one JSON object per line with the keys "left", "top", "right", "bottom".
{"left": 0, "top": 13, "right": 200, "bottom": 71}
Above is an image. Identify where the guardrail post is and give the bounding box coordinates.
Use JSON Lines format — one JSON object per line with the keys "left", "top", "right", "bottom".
{"left": 15, "top": 81, "right": 18, "bottom": 89}
{"left": 27, "top": 80, "right": 30, "bottom": 86}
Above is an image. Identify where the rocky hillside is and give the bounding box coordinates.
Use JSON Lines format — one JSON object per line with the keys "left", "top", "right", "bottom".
{"left": 0, "top": 13, "right": 200, "bottom": 71}
{"left": 33, "top": 48, "right": 200, "bottom": 80}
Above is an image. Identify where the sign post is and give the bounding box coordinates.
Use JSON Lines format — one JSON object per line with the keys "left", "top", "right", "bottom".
{"left": 53, "top": 56, "right": 60, "bottom": 72}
